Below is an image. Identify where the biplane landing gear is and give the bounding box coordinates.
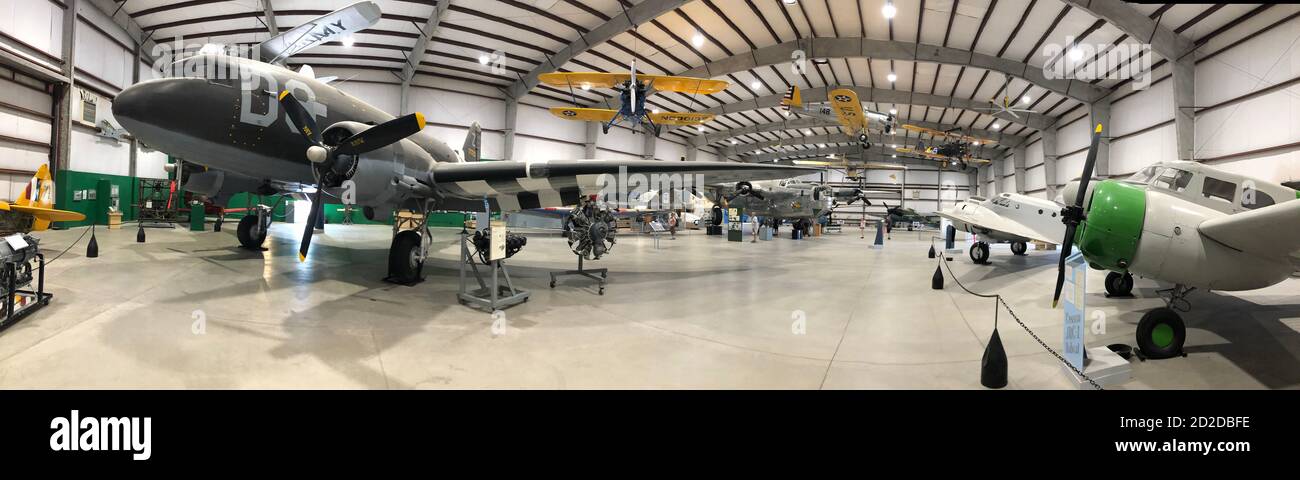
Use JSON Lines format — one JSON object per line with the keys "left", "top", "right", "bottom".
{"left": 1136, "top": 285, "right": 1193, "bottom": 359}
{"left": 968, "top": 241, "right": 990, "bottom": 264}
{"left": 236, "top": 206, "right": 270, "bottom": 250}
{"left": 601, "top": 123, "right": 611, "bottom": 134}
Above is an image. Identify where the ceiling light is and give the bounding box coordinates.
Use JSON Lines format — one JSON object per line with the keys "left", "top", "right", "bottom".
{"left": 582, "top": 84, "right": 591, "bottom": 91}
{"left": 730, "top": 139, "right": 738, "bottom": 145}
{"left": 479, "top": 54, "right": 490, "bottom": 65}
{"left": 887, "top": 72, "right": 897, "bottom": 82}
{"left": 882, "top": 2, "right": 897, "bottom": 19}
{"left": 812, "top": 58, "right": 830, "bottom": 65}
{"left": 651, "top": 108, "right": 660, "bottom": 114}
{"left": 692, "top": 33, "right": 705, "bottom": 48}
{"left": 991, "top": 123, "right": 1000, "bottom": 130}
{"left": 782, "top": 0, "right": 798, "bottom": 5}
{"left": 804, "top": 129, "right": 812, "bottom": 135}
{"left": 972, "top": 141, "right": 981, "bottom": 146}
{"left": 891, "top": 144, "right": 897, "bottom": 148}
{"left": 1021, "top": 95, "right": 1031, "bottom": 104}
{"left": 892, "top": 154, "right": 898, "bottom": 158}
{"left": 697, "top": 126, "right": 705, "bottom": 132}
{"left": 750, "top": 80, "right": 761, "bottom": 89}
{"left": 889, "top": 108, "right": 897, "bottom": 115}
{"left": 199, "top": 43, "right": 223, "bottom": 55}
{"left": 341, "top": 36, "right": 355, "bottom": 48}
{"left": 1068, "top": 47, "right": 1083, "bottom": 61}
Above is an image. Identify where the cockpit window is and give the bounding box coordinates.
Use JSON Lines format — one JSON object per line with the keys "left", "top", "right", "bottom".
{"left": 1241, "top": 188, "right": 1276, "bottom": 210}
{"left": 1152, "top": 168, "right": 1193, "bottom": 193}
{"left": 1125, "top": 166, "right": 1161, "bottom": 185}
{"left": 1201, "top": 176, "right": 1236, "bottom": 203}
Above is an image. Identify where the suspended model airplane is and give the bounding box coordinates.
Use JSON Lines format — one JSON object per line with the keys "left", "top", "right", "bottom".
{"left": 0, "top": 165, "right": 87, "bottom": 235}
{"left": 539, "top": 63, "right": 725, "bottom": 136}
{"left": 936, "top": 192, "right": 1065, "bottom": 263}
{"left": 1052, "top": 125, "right": 1300, "bottom": 359}
{"left": 780, "top": 86, "right": 896, "bottom": 148}
{"left": 895, "top": 124, "right": 994, "bottom": 169}
{"left": 111, "top": 2, "right": 814, "bottom": 283}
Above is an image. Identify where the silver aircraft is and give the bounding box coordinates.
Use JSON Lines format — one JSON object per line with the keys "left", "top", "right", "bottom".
{"left": 112, "top": 2, "right": 814, "bottom": 282}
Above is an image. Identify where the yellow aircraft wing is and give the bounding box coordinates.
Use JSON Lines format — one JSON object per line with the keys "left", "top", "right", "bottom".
{"left": 827, "top": 89, "right": 867, "bottom": 133}
{"left": 894, "top": 147, "right": 949, "bottom": 161}
{"left": 538, "top": 72, "right": 728, "bottom": 95}
{"left": 0, "top": 201, "right": 86, "bottom": 223}
{"left": 549, "top": 107, "right": 618, "bottom": 122}
{"left": 648, "top": 112, "right": 714, "bottom": 126}
{"left": 899, "top": 124, "right": 995, "bottom": 144}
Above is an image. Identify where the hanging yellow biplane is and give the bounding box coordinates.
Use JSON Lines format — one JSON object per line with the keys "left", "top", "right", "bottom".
{"left": 779, "top": 86, "right": 896, "bottom": 148}
{"left": 894, "top": 124, "right": 994, "bottom": 169}
{"left": 539, "top": 61, "right": 727, "bottom": 136}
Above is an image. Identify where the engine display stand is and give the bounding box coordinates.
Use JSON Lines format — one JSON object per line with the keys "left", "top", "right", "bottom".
{"left": 457, "top": 230, "right": 529, "bottom": 311}
{"left": 549, "top": 255, "right": 607, "bottom": 295}
{"left": 0, "top": 254, "right": 51, "bottom": 333}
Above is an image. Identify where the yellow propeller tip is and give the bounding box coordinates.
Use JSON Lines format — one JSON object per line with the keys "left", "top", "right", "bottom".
{"left": 1094, "top": 124, "right": 1103, "bottom": 133}
{"left": 415, "top": 112, "right": 426, "bottom": 129}
{"left": 298, "top": 253, "right": 306, "bottom": 262}
{"left": 1051, "top": 300, "right": 1059, "bottom": 309}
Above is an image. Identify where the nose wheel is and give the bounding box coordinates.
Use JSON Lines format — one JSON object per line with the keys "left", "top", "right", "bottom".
{"left": 968, "top": 241, "right": 990, "bottom": 264}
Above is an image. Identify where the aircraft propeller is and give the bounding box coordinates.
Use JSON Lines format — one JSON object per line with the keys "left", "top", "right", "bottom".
{"left": 1051, "top": 124, "right": 1104, "bottom": 308}
{"left": 725, "top": 181, "right": 764, "bottom": 201}
{"left": 277, "top": 90, "right": 428, "bottom": 262}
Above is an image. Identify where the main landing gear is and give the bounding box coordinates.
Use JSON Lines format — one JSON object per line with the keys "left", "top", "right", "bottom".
{"left": 385, "top": 202, "right": 433, "bottom": 285}
{"left": 968, "top": 241, "right": 990, "bottom": 264}
{"left": 1104, "top": 271, "right": 1135, "bottom": 297}
{"left": 1136, "top": 284, "right": 1193, "bottom": 359}
{"left": 1010, "top": 241, "right": 1027, "bottom": 256}
{"left": 237, "top": 201, "right": 276, "bottom": 250}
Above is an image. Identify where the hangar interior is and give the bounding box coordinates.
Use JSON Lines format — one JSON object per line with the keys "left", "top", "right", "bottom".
{"left": 1, "top": 0, "right": 1299, "bottom": 389}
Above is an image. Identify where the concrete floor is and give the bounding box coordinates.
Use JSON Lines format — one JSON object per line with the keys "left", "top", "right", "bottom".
{"left": 3, "top": 221, "right": 1300, "bottom": 389}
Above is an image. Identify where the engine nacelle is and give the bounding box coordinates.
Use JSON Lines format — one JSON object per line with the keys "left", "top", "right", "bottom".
{"left": 318, "top": 121, "right": 431, "bottom": 210}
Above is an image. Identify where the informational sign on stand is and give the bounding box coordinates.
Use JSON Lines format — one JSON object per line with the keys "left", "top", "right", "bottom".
{"left": 1062, "top": 252, "right": 1087, "bottom": 371}
{"left": 489, "top": 219, "right": 507, "bottom": 261}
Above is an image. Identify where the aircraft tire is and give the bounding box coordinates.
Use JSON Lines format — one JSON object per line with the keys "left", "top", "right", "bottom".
{"left": 388, "top": 230, "right": 424, "bottom": 284}
{"left": 969, "top": 242, "right": 990, "bottom": 264}
{"left": 1010, "top": 241, "right": 1027, "bottom": 255}
{"left": 1136, "top": 308, "right": 1185, "bottom": 359}
{"left": 237, "top": 215, "right": 266, "bottom": 249}
{"left": 1105, "top": 272, "right": 1134, "bottom": 297}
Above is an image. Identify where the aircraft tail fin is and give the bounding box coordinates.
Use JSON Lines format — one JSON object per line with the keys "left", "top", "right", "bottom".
{"left": 462, "top": 123, "right": 482, "bottom": 162}
{"left": 781, "top": 86, "right": 802, "bottom": 111}
{"left": 258, "top": 1, "right": 382, "bottom": 65}
{"left": 17, "top": 164, "right": 57, "bottom": 231}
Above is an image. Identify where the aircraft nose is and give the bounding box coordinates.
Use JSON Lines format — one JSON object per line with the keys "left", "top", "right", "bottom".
{"left": 113, "top": 78, "right": 201, "bottom": 146}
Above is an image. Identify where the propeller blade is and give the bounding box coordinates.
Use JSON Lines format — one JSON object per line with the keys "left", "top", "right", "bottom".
{"left": 278, "top": 91, "right": 321, "bottom": 145}
{"left": 299, "top": 188, "right": 324, "bottom": 262}
{"left": 335, "top": 112, "right": 427, "bottom": 156}
{"left": 1051, "top": 123, "right": 1104, "bottom": 307}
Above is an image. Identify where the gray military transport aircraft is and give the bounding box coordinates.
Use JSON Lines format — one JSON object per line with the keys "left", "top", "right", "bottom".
{"left": 112, "top": 2, "right": 814, "bottom": 283}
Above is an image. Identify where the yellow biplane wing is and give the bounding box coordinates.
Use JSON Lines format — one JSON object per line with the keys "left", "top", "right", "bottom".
{"left": 899, "top": 124, "right": 995, "bottom": 144}
{"left": 538, "top": 72, "right": 728, "bottom": 95}
{"left": 0, "top": 201, "right": 86, "bottom": 223}
{"left": 549, "top": 107, "right": 618, "bottom": 122}
{"left": 648, "top": 112, "right": 714, "bottom": 126}
{"left": 827, "top": 89, "right": 867, "bottom": 133}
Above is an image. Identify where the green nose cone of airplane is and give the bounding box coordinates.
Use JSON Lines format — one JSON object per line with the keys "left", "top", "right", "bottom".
{"left": 1076, "top": 180, "right": 1146, "bottom": 272}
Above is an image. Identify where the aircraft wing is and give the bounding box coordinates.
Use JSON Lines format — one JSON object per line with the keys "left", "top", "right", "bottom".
{"left": 257, "top": 1, "right": 381, "bottom": 65}
{"left": 827, "top": 89, "right": 867, "bottom": 133}
{"left": 1199, "top": 201, "right": 1300, "bottom": 259}
{"left": 900, "top": 124, "right": 995, "bottom": 144}
{"left": 936, "top": 202, "right": 1058, "bottom": 244}
{"left": 0, "top": 201, "right": 86, "bottom": 223}
{"left": 538, "top": 73, "right": 728, "bottom": 95}
{"left": 648, "top": 112, "right": 714, "bottom": 126}
{"left": 428, "top": 160, "right": 817, "bottom": 212}
{"left": 550, "top": 107, "right": 618, "bottom": 122}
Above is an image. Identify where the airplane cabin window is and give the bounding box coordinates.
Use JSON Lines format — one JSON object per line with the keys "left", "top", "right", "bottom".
{"left": 1152, "top": 168, "right": 1193, "bottom": 192}
{"left": 1201, "top": 177, "right": 1236, "bottom": 203}
{"left": 1126, "top": 166, "right": 1161, "bottom": 184}
{"left": 1241, "top": 189, "right": 1276, "bottom": 210}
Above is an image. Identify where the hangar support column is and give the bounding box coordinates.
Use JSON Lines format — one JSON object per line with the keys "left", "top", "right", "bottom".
{"left": 503, "top": 99, "right": 518, "bottom": 161}
{"left": 584, "top": 122, "right": 598, "bottom": 158}
{"left": 53, "top": 0, "right": 79, "bottom": 179}
{"left": 1012, "top": 145, "right": 1027, "bottom": 194}
{"left": 1089, "top": 99, "right": 1111, "bottom": 178}
{"left": 1174, "top": 57, "right": 1196, "bottom": 161}
{"left": 1041, "top": 127, "right": 1060, "bottom": 199}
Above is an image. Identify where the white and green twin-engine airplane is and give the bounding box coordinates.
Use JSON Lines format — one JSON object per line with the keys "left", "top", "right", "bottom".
{"left": 1053, "top": 125, "right": 1300, "bottom": 359}
{"left": 112, "top": 2, "right": 813, "bottom": 282}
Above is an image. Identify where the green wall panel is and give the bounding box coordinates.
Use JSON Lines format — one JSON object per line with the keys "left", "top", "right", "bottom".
{"left": 53, "top": 169, "right": 143, "bottom": 228}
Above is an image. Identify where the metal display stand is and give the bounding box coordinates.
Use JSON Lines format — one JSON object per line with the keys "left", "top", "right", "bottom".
{"left": 0, "top": 253, "right": 50, "bottom": 333}
{"left": 549, "top": 255, "right": 607, "bottom": 295}
{"left": 136, "top": 178, "right": 181, "bottom": 228}
{"left": 457, "top": 229, "right": 529, "bottom": 310}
